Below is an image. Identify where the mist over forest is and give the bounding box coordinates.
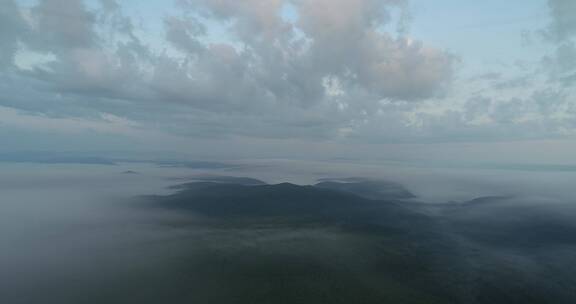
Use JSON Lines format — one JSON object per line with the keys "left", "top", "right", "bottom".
{"left": 1, "top": 161, "right": 575, "bottom": 304}
{"left": 2, "top": 0, "right": 576, "bottom": 302}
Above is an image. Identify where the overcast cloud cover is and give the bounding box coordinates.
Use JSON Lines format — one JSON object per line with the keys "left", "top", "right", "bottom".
{"left": 0, "top": 0, "right": 575, "bottom": 161}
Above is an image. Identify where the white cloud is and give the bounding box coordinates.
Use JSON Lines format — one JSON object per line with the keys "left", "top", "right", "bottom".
{"left": 1, "top": 0, "right": 574, "bottom": 146}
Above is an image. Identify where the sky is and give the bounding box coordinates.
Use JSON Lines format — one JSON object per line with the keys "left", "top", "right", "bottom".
{"left": 0, "top": 0, "right": 575, "bottom": 164}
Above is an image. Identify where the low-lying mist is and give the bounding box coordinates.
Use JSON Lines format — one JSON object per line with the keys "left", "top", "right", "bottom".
{"left": 1, "top": 161, "right": 575, "bottom": 303}
{"left": 0, "top": 164, "right": 195, "bottom": 303}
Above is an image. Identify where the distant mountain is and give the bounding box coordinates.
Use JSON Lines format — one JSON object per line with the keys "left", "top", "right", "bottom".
{"left": 169, "top": 175, "right": 267, "bottom": 186}
{"left": 460, "top": 195, "right": 513, "bottom": 206}
{"left": 155, "top": 180, "right": 424, "bottom": 226}
{"left": 154, "top": 160, "right": 242, "bottom": 169}
{"left": 142, "top": 177, "right": 576, "bottom": 304}
{"left": 121, "top": 170, "right": 140, "bottom": 175}
{"left": 446, "top": 195, "right": 576, "bottom": 248}
{"left": 315, "top": 178, "right": 416, "bottom": 200}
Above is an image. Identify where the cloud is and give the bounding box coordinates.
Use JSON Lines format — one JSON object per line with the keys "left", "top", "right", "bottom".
{"left": 544, "top": 0, "right": 576, "bottom": 42}
{"left": 413, "top": 0, "right": 576, "bottom": 144}
{"left": 164, "top": 16, "right": 206, "bottom": 54}
{"left": 0, "top": 105, "right": 140, "bottom": 135}
{"left": 183, "top": 0, "right": 455, "bottom": 102}
{"left": 0, "top": 0, "right": 461, "bottom": 143}
{"left": 28, "top": 0, "right": 97, "bottom": 51}
{"left": 540, "top": 0, "right": 576, "bottom": 85}
{"left": 0, "top": 0, "right": 27, "bottom": 68}
{"left": 2, "top": 0, "right": 455, "bottom": 122}
{"left": 295, "top": 0, "right": 454, "bottom": 100}
{"left": 2, "top": 0, "right": 574, "bottom": 146}
{"left": 542, "top": 40, "right": 576, "bottom": 86}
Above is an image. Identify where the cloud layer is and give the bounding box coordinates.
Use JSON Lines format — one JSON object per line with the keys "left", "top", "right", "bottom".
{"left": 0, "top": 0, "right": 457, "bottom": 139}
{"left": 0, "top": 0, "right": 574, "bottom": 146}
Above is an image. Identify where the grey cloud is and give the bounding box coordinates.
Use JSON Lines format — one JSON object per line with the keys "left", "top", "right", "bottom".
{"left": 460, "top": 0, "right": 575, "bottom": 139}
{"left": 20, "top": 0, "right": 154, "bottom": 102}
{"left": 0, "top": 0, "right": 26, "bottom": 68}
{"left": 531, "top": 89, "right": 564, "bottom": 116}
{"left": 544, "top": 0, "right": 576, "bottom": 42}
{"left": 183, "top": 0, "right": 289, "bottom": 41}
{"left": 98, "top": 0, "right": 120, "bottom": 12}
{"left": 97, "top": 0, "right": 137, "bottom": 36}
{"left": 544, "top": 40, "right": 576, "bottom": 87}
{"left": 29, "top": 0, "right": 97, "bottom": 51}
{"left": 556, "top": 41, "right": 576, "bottom": 69}
{"left": 364, "top": 87, "right": 575, "bottom": 144}
{"left": 0, "top": 0, "right": 457, "bottom": 142}
{"left": 464, "top": 96, "right": 492, "bottom": 121}
{"left": 540, "top": 0, "right": 576, "bottom": 86}
{"left": 164, "top": 16, "right": 206, "bottom": 54}
{"left": 541, "top": 41, "right": 576, "bottom": 75}
{"left": 295, "top": 0, "right": 455, "bottom": 101}
{"left": 470, "top": 72, "right": 502, "bottom": 82}
{"left": 493, "top": 76, "right": 532, "bottom": 90}
{"left": 172, "top": 0, "right": 455, "bottom": 105}
{"left": 559, "top": 72, "right": 576, "bottom": 86}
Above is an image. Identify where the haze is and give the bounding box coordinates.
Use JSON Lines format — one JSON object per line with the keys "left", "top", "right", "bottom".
{"left": 1, "top": 0, "right": 575, "bottom": 303}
